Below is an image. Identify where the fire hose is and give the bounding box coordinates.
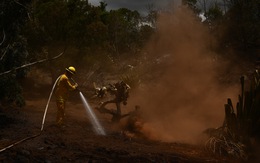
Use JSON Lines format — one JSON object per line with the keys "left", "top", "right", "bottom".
{"left": 0, "top": 75, "right": 62, "bottom": 153}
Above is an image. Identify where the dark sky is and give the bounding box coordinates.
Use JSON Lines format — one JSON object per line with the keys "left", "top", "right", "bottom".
{"left": 89, "top": 0, "right": 182, "bottom": 15}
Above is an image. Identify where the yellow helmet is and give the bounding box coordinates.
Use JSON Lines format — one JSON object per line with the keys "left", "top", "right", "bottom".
{"left": 66, "top": 66, "right": 76, "bottom": 75}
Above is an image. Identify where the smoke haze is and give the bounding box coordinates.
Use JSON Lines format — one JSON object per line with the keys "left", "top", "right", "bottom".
{"left": 129, "top": 7, "right": 239, "bottom": 144}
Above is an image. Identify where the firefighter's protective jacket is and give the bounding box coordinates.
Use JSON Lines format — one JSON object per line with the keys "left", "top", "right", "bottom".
{"left": 55, "top": 74, "right": 76, "bottom": 102}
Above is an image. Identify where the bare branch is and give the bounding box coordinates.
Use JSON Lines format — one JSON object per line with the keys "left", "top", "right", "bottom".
{"left": 0, "top": 29, "right": 5, "bottom": 46}
{"left": 13, "top": 0, "right": 28, "bottom": 10}
{"left": 13, "top": 0, "right": 32, "bottom": 21}
{"left": 0, "top": 44, "right": 9, "bottom": 61}
{"left": 0, "top": 51, "right": 64, "bottom": 76}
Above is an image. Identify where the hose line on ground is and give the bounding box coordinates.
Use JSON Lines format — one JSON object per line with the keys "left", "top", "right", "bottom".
{"left": 0, "top": 75, "right": 61, "bottom": 153}
{"left": 41, "top": 75, "right": 61, "bottom": 131}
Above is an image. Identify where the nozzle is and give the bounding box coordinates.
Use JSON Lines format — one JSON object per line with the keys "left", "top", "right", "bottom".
{"left": 71, "top": 78, "right": 77, "bottom": 84}
{"left": 71, "top": 78, "right": 79, "bottom": 91}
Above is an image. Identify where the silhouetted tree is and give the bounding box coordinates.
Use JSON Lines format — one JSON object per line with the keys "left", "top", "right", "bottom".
{"left": 223, "top": 0, "right": 259, "bottom": 56}
{"left": 0, "top": 0, "right": 32, "bottom": 107}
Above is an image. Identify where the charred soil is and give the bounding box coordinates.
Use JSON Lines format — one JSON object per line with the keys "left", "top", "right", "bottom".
{"left": 0, "top": 84, "right": 239, "bottom": 163}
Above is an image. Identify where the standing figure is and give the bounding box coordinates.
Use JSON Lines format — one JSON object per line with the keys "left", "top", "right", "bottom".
{"left": 55, "top": 66, "right": 78, "bottom": 126}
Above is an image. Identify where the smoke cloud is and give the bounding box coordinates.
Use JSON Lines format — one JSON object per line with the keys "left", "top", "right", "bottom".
{"left": 128, "top": 7, "right": 239, "bottom": 144}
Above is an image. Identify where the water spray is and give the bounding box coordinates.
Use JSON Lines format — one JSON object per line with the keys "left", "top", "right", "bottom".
{"left": 71, "top": 78, "right": 105, "bottom": 135}
{"left": 79, "top": 92, "right": 106, "bottom": 135}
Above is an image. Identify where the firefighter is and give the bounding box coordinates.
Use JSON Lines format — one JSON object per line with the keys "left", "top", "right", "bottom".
{"left": 55, "top": 66, "right": 78, "bottom": 126}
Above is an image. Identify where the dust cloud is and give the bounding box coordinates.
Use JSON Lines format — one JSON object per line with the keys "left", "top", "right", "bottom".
{"left": 129, "top": 7, "right": 239, "bottom": 144}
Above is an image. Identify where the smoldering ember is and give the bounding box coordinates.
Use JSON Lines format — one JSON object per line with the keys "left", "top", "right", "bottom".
{"left": 0, "top": 1, "right": 259, "bottom": 162}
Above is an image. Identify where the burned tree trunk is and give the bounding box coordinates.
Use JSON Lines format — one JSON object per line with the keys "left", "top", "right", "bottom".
{"left": 95, "top": 81, "right": 131, "bottom": 122}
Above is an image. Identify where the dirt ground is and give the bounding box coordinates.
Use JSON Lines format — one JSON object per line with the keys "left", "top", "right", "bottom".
{"left": 0, "top": 83, "right": 242, "bottom": 163}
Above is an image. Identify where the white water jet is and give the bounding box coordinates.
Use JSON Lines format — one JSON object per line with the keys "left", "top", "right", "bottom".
{"left": 79, "top": 92, "right": 106, "bottom": 135}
